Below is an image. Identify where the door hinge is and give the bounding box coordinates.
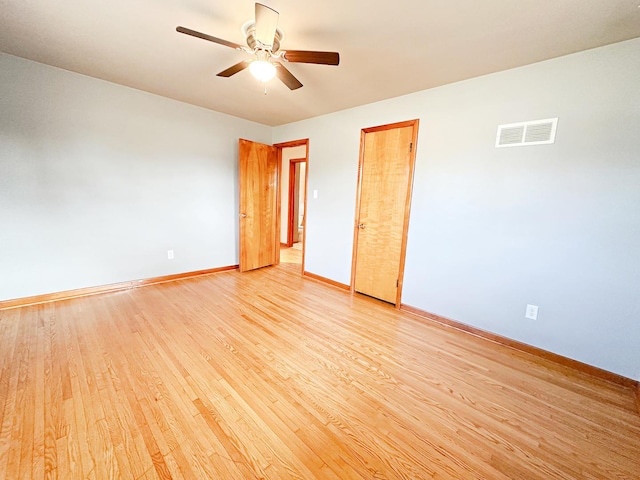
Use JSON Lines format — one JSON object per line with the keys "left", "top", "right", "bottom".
{"left": 396, "top": 279, "right": 399, "bottom": 288}
{"left": 409, "top": 142, "right": 413, "bottom": 153}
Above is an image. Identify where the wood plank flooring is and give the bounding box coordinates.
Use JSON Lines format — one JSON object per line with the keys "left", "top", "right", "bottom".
{"left": 0, "top": 263, "right": 638, "bottom": 479}
{"left": 280, "top": 244, "right": 302, "bottom": 265}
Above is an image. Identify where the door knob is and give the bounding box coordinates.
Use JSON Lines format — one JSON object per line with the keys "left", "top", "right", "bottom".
{"left": 358, "top": 223, "right": 366, "bottom": 229}
{"left": 240, "top": 213, "right": 248, "bottom": 218}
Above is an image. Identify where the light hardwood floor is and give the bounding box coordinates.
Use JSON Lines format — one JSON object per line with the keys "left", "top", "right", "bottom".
{"left": 0, "top": 263, "right": 638, "bottom": 479}
{"left": 280, "top": 244, "right": 302, "bottom": 265}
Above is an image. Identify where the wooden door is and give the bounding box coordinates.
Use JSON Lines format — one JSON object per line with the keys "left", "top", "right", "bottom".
{"left": 288, "top": 159, "right": 305, "bottom": 245}
{"left": 352, "top": 120, "right": 419, "bottom": 305}
{"left": 239, "top": 139, "right": 279, "bottom": 272}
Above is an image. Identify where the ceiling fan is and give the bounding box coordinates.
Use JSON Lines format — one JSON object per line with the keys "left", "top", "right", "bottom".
{"left": 176, "top": 3, "right": 340, "bottom": 90}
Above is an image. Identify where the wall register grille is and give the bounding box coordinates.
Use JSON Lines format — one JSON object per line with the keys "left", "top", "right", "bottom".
{"left": 496, "top": 118, "right": 558, "bottom": 148}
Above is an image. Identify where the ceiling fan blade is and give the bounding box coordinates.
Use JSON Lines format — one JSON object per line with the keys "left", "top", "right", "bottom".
{"left": 254, "top": 3, "right": 279, "bottom": 47}
{"left": 217, "top": 61, "right": 251, "bottom": 78}
{"left": 276, "top": 64, "right": 303, "bottom": 90}
{"left": 176, "top": 26, "right": 243, "bottom": 50}
{"left": 282, "top": 50, "right": 340, "bottom": 66}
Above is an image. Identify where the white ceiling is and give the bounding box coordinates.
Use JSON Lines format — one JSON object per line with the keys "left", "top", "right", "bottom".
{"left": 1, "top": 1, "right": 639, "bottom": 126}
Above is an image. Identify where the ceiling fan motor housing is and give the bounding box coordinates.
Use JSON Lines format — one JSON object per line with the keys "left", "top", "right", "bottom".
{"left": 242, "top": 22, "right": 283, "bottom": 53}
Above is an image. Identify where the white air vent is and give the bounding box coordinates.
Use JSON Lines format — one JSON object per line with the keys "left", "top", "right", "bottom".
{"left": 496, "top": 118, "right": 558, "bottom": 148}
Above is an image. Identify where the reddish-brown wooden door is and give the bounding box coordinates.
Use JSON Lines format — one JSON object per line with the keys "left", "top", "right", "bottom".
{"left": 287, "top": 158, "right": 306, "bottom": 246}
{"left": 239, "top": 139, "right": 279, "bottom": 272}
{"left": 352, "top": 120, "right": 419, "bottom": 305}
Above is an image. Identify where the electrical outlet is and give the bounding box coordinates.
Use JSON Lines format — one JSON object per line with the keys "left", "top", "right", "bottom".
{"left": 167, "top": 250, "right": 174, "bottom": 260}
{"left": 313, "top": 189, "right": 318, "bottom": 199}
{"left": 525, "top": 304, "right": 539, "bottom": 320}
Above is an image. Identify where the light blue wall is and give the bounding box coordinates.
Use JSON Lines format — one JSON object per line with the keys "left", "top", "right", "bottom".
{"left": 2, "top": 39, "right": 639, "bottom": 381}
{"left": 274, "top": 39, "right": 640, "bottom": 380}
{"left": 0, "top": 53, "right": 271, "bottom": 300}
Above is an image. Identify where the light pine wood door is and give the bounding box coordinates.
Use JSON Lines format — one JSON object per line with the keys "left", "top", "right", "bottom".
{"left": 353, "top": 121, "right": 418, "bottom": 304}
{"left": 239, "top": 139, "right": 278, "bottom": 272}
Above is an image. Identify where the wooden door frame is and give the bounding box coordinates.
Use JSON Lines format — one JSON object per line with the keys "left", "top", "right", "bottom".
{"left": 274, "top": 139, "right": 309, "bottom": 273}
{"left": 350, "top": 120, "right": 419, "bottom": 307}
{"left": 287, "top": 158, "right": 307, "bottom": 247}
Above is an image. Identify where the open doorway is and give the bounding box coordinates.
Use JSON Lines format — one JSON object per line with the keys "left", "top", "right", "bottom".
{"left": 275, "top": 140, "right": 308, "bottom": 269}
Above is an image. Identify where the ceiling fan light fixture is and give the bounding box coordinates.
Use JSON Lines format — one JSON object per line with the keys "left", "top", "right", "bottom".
{"left": 249, "top": 59, "right": 276, "bottom": 82}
